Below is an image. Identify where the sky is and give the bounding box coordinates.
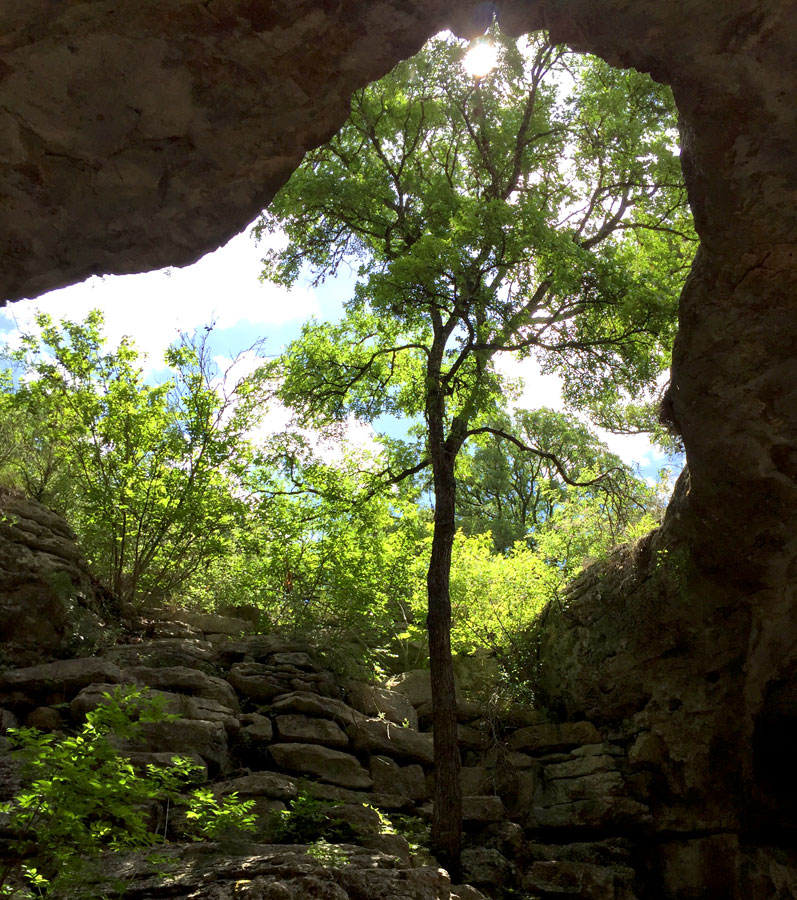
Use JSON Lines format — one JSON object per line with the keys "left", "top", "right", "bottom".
{"left": 0, "top": 220, "right": 679, "bottom": 484}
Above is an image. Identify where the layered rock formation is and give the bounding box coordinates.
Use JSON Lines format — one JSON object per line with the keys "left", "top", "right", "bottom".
{"left": 0, "top": 489, "right": 118, "bottom": 666}
{"left": 1, "top": 1, "right": 796, "bottom": 897}
{"left": 0, "top": 610, "right": 665, "bottom": 900}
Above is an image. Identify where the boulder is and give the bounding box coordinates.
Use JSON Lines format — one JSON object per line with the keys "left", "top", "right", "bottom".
{"left": 347, "top": 718, "right": 434, "bottom": 765}
{"left": 0, "top": 657, "right": 123, "bottom": 706}
{"left": 526, "top": 797, "right": 651, "bottom": 831}
{"left": 462, "top": 796, "right": 507, "bottom": 824}
{"left": 501, "top": 766, "right": 546, "bottom": 820}
{"left": 270, "top": 691, "right": 363, "bottom": 727}
{"left": 270, "top": 651, "right": 317, "bottom": 670}
{"left": 70, "top": 683, "right": 239, "bottom": 732}
{"left": 104, "top": 639, "right": 218, "bottom": 675}
{"left": 269, "top": 742, "right": 373, "bottom": 790}
{"left": 326, "top": 802, "right": 384, "bottom": 836}
{"left": 370, "top": 756, "right": 427, "bottom": 802}
{"left": 523, "top": 860, "right": 620, "bottom": 900}
{"left": 360, "top": 832, "right": 413, "bottom": 868}
{"left": 217, "top": 772, "right": 298, "bottom": 802}
{"left": 215, "top": 635, "right": 310, "bottom": 665}
{"left": 451, "top": 886, "right": 488, "bottom": 900}
{"left": 544, "top": 771, "right": 626, "bottom": 805}
{"left": 386, "top": 670, "right": 446, "bottom": 709}
{"left": 461, "top": 847, "right": 519, "bottom": 889}
{"left": 119, "top": 718, "right": 230, "bottom": 776}
{"left": 347, "top": 681, "right": 419, "bottom": 730}
{"left": 241, "top": 712, "right": 274, "bottom": 743}
{"left": 274, "top": 714, "right": 349, "bottom": 748}
{"left": 460, "top": 766, "right": 495, "bottom": 797}
{"left": 545, "top": 753, "right": 619, "bottom": 780}
{"left": 457, "top": 724, "right": 488, "bottom": 751}
{"left": 508, "top": 721, "right": 602, "bottom": 754}
{"left": 480, "top": 821, "right": 526, "bottom": 859}
{"left": 124, "top": 664, "right": 239, "bottom": 711}
{"left": 226, "top": 663, "right": 286, "bottom": 703}
{"left": 24, "top": 706, "right": 63, "bottom": 731}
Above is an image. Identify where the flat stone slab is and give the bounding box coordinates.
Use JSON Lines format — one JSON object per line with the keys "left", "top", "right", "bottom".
{"left": 270, "top": 651, "right": 316, "bottom": 670}
{"left": 544, "top": 771, "right": 625, "bottom": 805}
{"left": 526, "top": 797, "right": 651, "bottom": 831}
{"left": 124, "top": 664, "right": 239, "bottom": 711}
{"left": 216, "top": 772, "right": 298, "bottom": 801}
{"left": 95, "top": 842, "right": 451, "bottom": 900}
{"left": 270, "top": 690, "right": 363, "bottom": 726}
{"left": 545, "top": 753, "right": 618, "bottom": 780}
{"left": 274, "top": 713, "right": 349, "bottom": 747}
{"left": 105, "top": 640, "right": 218, "bottom": 675}
{"left": 347, "top": 718, "right": 434, "bottom": 765}
{"left": 120, "top": 718, "right": 230, "bottom": 776}
{"left": 71, "top": 683, "right": 239, "bottom": 733}
{"left": 170, "top": 611, "right": 249, "bottom": 635}
{"left": 269, "top": 742, "right": 373, "bottom": 790}
{"left": 0, "top": 657, "right": 123, "bottom": 702}
{"left": 508, "top": 721, "right": 602, "bottom": 754}
{"left": 462, "top": 795, "right": 508, "bottom": 823}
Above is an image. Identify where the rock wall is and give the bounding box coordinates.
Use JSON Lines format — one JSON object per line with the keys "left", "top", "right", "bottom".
{"left": 0, "top": 489, "right": 118, "bottom": 666}
{"left": 0, "top": 610, "right": 666, "bottom": 900}
{"left": 533, "top": 477, "right": 797, "bottom": 898}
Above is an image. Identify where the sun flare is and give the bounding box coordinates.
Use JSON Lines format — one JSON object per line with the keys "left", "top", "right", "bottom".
{"left": 462, "top": 40, "right": 499, "bottom": 78}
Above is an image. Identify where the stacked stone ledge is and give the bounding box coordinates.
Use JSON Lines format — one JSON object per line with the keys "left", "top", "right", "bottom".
{"left": 0, "top": 610, "right": 653, "bottom": 899}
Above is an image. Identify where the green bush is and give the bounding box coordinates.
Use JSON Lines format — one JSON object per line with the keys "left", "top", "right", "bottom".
{"left": 0, "top": 688, "right": 255, "bottom": 899}
{"left": 269, "top": 789, "right": 359, "bottom": 846}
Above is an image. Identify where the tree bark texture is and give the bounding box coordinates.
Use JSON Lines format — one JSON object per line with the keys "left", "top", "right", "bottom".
{"left": 427, "top": 434, "right": 463, "bottom": 879}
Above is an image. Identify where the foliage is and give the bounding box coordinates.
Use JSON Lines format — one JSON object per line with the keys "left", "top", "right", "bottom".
{"left": 182, "top": 788, "right": 257, "bottom": 840}
{"left": 454, "top": 407, "right": 654, "bottom": 552}
{"left": 306, "top": 839, "right": 350, "bottom": 868}
{"left": 0, "top": 312, "right": 269, "bottom": 604}
{"left": 269, "top": 789, "right": 359, "bottom": 845}
{"left": 0, "top": 688, "right": 255, "bottom": 899}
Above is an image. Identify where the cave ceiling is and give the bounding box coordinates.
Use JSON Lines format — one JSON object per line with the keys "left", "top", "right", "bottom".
{"left": 1, "top": 0, "right": 795, "bottom": 598}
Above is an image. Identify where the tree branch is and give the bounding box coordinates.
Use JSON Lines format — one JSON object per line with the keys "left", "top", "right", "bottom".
{"left": 464, "top": 426, "right": 621, "bottom": 487}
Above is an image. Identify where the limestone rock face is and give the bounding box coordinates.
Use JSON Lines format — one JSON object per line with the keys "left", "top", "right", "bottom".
{"left": 1, "top": 2, "right": 797, "bottom": 896}
{"left": 0, "top": 490, "right": 116, "bottom": 666}
{"left": 96, "top": 842, "right": 451, "bottom": 900}
{"left": 0, "top": 0, "right": 465, "bottom": 304}
{"left": 268, "top": 742, "right": 373, "bottom": 790}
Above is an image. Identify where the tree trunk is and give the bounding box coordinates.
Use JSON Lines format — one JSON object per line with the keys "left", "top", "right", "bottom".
{"left": 427, "top": 439, "right": 462, "bottom": 880}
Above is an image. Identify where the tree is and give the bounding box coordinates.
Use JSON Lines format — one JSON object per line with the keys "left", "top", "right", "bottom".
{"left": 1, "top": 312, "right": 269, "bottom": 604}
{"left": 256, "top": 30, "right": 694, "bottom": 872}
{"left": 455, "top": 407, "right": 653, "bottom": 553}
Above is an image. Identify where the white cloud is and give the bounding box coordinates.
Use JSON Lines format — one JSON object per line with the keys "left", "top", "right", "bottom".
{"left": 495, "top": 353, "right": 565, "bottom": 412}
{"left": 1, "top": 224, "right": 318, "bottom": 370}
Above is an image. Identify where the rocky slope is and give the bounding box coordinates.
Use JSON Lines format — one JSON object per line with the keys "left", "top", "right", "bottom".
{"left": 0, "top": 609, "right": 655, "bottom": 900}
